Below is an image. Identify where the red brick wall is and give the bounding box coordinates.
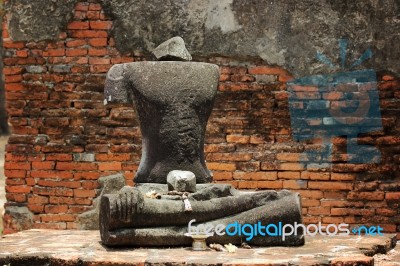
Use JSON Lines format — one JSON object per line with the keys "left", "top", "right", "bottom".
{"left": 2, "top": 1, "right": 399, "bottom": 236}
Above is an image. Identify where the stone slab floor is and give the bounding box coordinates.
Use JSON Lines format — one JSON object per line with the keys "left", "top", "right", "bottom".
{"left": 0, "top": 135, "right": 8, "bottom": 235}
{"left": 0, "top": 229, "right": 399, "bottom": 265}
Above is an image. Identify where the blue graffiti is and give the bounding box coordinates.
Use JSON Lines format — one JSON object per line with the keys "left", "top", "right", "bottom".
{"left": 288, "top": 39, "right": 382, "bottom": 166}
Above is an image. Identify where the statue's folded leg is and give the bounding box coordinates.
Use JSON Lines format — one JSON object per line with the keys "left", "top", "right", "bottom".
{"left": 100, "top": 189, "right": 303, "bottom": 247}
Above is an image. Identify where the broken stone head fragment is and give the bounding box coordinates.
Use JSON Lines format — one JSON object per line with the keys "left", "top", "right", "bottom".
{"left": 152, "top": 36, "right": 192, "bottom": 61}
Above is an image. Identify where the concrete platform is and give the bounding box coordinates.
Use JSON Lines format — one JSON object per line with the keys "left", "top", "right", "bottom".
{"left": 0, "top": 229, "right": 398, "bottom": 265}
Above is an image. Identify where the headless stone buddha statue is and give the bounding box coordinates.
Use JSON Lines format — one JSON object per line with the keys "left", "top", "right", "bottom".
{"left": 100, "top": 37, "right": 304, "bottom": 247}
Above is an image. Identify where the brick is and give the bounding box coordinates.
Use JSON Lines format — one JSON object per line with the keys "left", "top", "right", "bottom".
{"left": 324, "top": 191, "right": 347, "bottom": 199}
{"left": 279, "top": 163, "right": 305, "bottom": 171}
{"left": 206, "top": 153, "right": 252, "bottom": 162}
{"left": 302, "top": 216, "right": 321, "bottom": 224}
{"left": 46, "top": 154, "right": 73, "bottom": 161}
{"left": 56, "top": 162, "right": 97, "bottom": 171}
{"left": 88, "top": 38, "right": 108, "bottom": 47}
{"left": 45, "top": 205, "right": 68, "bottom": 214}
{"left": 237, "top": 181, "right": 258, "bottom": 189}
{"left": 43, "top": 49, "right": 65, "bottom": 57}
{"left": 4, "top": 162, "right": 31, "bottom": 170}
{"left": 5, "top": 74, "right": 23, "bottom": 83}
{"left": 89, "top": 57, "right": 110, "bottom": 65}
{"left": 31, "top": 170, "right": 73, "bottom": 179}
{"left": 226, "top": 135, "right": 250, "bottom": 143}
{"left": 98, "top": 162, "right": 122, "bottom": 171}
{"left": 32, "top": 161, "right": 55, "bottom": 170}
{"left": 248, "top": 66, "right": 287, "bottom": 75}
{"left": 111, "top": 57, "right": 133, "bottom": 64}
{"left": 278, "top": 171, "right": 300, "bottom": 179}
{"left": 5, "top": 83, "right": 25, "bottom": 91}
{"left": 347, "top": 208, "right": 375, "bottom": 216}
{"left": 28, "top": 204, "right": 44, "bottom": 213}
{"left": 6, "top": 178, "right": 25, "bottom": 185}
{"left": 67, "top": 21, "right": 89, "bottom": 30}
{"left": 283, "top": 180, "right": 307, "bottom": 189}
{"left": 88, "top": 48, "right": 107, "bottom": 56}
{"left": 301, "top": 171, "right": 330, "bottom": 180}
{"left": 74, "top": 172, "right": 101, "bottom": 180}
{"left": 257, "top": 180, "right": 283, "bottom": 189}
{"left": 66, "top": 49, "right": 88, "bottom": 56}
{"left": 331, "top": 173, "right": 356, "bottom": 181}
{"left": 6, "top": 186, "right": 31, "bottom": 193}
{"left": 90, "top": 65, "right": 111, "bottom": 73}
{"left": 276, "top": 153, "right": 301, "bottom": 162}
{"left": 3, "top": 41, "right": 25, "bottom": 49}
{"left": 37, "top": 180, "right": 81, "bottom": 189}
{"left": 70, "top": 30, "right": 107, "bottom": 38}
{"left": 386, "top": 192, "right": 400, "bottom": 200}
{"left": 74, "top": 189, "right": 96, "bottom": 198}
{"left": 308, "top": 181, "right": 353, "bottom": 190}
{"left": 233, "top": 171, "right": 277, "bottom": 180}
{"left": 322, "top": 217, "right": 345, "bottom": 224}
{"left": 347, "top": 191, "right": 384, "bottom": 201}
{"left": 90, "top": 21, "right": 112, "bottom": 30}
{"left": 320, "top": 200, "right": 347, "bottom": 207}
{"left": 206, "top": 162, "right": 236, "bottom": 171}
{"left": 249, "top": 135, "right": 265, "bottom": 144}
{"left": 28, "top": 195, "right": 49, "bottom": 204}
{"left": 87, "top": 11, "right": 100, "bottom": 19}
{"left": 4, "top": 170, "right": 26, "bottom": 178}
{"left": 302, "top": 199, "right": 320, "bottom": 207}
{"left": 3, "top": 67, "right": 25, "bottom": 75}
{"left": 308, "top": 206, "right": 331, "bottom": 215}
{"left": 376, "top": 208, "right": 397, "bottom": 216}
{"left": 66, "top": 39, "right": 87, "bottom": 47}
{"left": 81, "top": 181, "right": 99, "bottom": 190}
{"left": 213, "top": 171, "right": 233, "bottom": 181}
{"left": 294, "top": 190, "right": 324, "bottom": 199}
{"left": 236, "top": 162, "right": 260, "bottom": 171}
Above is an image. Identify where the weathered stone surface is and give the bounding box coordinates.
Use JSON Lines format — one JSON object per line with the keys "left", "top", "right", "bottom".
{"left": 100, "top": 0, "right": 400, "bottom": 77}
{"left": 5, "top": 0, "right": 399, "bottom": 76}
{"left": 3, "top": 206, "right": 33, "bottom": 231}
{"left": 0, "top": 230, "right": 397, "bottom": 265}
{"left": 167, "top": 170, "right": 196, "bottom": 192}
{"left": 77, "top": 174, "right": 126, "bottom": 230}
{"left": 153, "top": 36, "right": 192, "bottom": 61}
{"left": 105, "top": 61, "right": 219, "bottom": 183}
{"left": 5, "top": 0, "right": 77, "bottom": 42}
{"left": 100, "top": 184, "right": 303, "bottom": 247}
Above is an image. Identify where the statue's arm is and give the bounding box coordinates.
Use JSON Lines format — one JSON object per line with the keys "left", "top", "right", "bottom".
{"left": 104, "top": 64, "right": 132, "bottom": 105}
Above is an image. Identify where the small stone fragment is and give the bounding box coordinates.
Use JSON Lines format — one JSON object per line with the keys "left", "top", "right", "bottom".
{"left": 145, "top": 190, "right": 162, "bottom": 199}
{"left": 152, "top": 36, "right": 192, "bottom": 61}
{"left": 241, "top": 242, "right": 252, "bottom": 249}
{"left": 224, "top": 243, "right": 238, "bottom": 253}
{"left": 210, "top": 243, "right": 227, "bottom": 252}
{"left": 167, "top": 170, "right": 196, "bottom": 192}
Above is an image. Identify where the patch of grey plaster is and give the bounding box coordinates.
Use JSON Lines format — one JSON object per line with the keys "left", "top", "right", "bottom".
{"left": 4, "top": 206, "right": 33, "bottom": 231}
{"left": 204, "top": 0, "right": 242, "bottom": 34}
{"left": 5, "top": 0, "right": 400, "bottom": 77}
{"left": 77, "top": 174, "right": 126, "bottom": 230}
{"left": 6, "top": 0, "right": 77, "bottom": 42}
